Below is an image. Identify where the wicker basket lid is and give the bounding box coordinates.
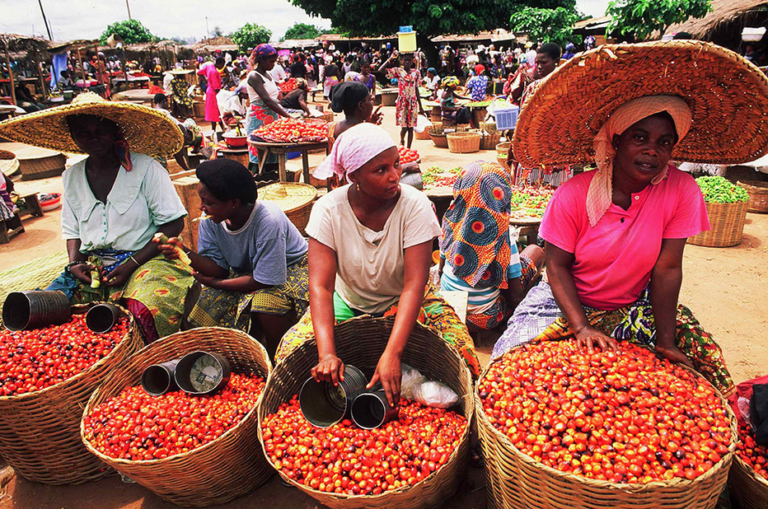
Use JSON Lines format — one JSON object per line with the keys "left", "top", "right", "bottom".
{"left": 259, "top": 182, "right": 317, "bottom": 214}
{"left": 513, "top": 41, "right": 768, "bottom": 168}
{"left": 0, "top": 149, "right": 15, "bottom": 160}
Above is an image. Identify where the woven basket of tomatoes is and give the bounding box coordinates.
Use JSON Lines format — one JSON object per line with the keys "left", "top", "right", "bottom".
{"left": 258, "top": 316, "right": 473, "bottom": 509}
{"left": 0, "top": 303, "right": 142, "bottom": 484}
{"left": 730, "top": 424, "right": 768, "bottom": 509}
{"left": 250, "top": 118, "right": 329, "bottom": 144}
{"left": 398, "top": 146, "right": 420, "bottom": 165}
{"left": 476, "top": 341, "right": 737, "bottom": 509}
{"left": 81, "top": 327, "right": 272, "bottom": 507}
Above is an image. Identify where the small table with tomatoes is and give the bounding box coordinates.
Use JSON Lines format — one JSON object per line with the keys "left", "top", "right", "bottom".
{"left": 248, "top": 140, "right": 329, "bottom": 183}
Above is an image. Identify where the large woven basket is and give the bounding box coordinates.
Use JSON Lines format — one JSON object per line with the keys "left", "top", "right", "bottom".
{"left": 81, "top": 328, "right": 273, "bottom": 507}
{"left": 737, "top": 180, "right": 768, "bottom": 213}
{"left": 730, "top": 455, "right": 768, "bottom": 509}
{"left": 687, "top": 201, "right": 748, "bottom": 247}
{"left": 19, "top": 153, "right": 67, "bottom": 181}
{"left": 447, "top": 131, "right": 481, "bottom": 153}
{"left": 496, "top": 141, "right": 511, "bottom": 172}
{"left": 381, "top": 92, "right": 397, "bottom": 107}
{"left": 192, "top": 100, "right": 205, "bottom": 118}
{"left": 476, "top": 345, "right": 737, "bottom": 509}
{"left": 430, "top": 105, "right": 442, "bottom": 123}
{"left": 430, "top": 128, "right": 449, "bottom": 148}
{"left": 415, "top": 128, "right": 432, "bottom": 141}
{"left": 0, "top": 303, "right": 142, "bottom": 484}
{"left": 480, "top": 131, "right": 502, "bottom": 151}
{"left": 258, "top": 316, "right": 474, "bottom": 509}
{"left": 258, "top": 182, "right": 317, "bottom": 236}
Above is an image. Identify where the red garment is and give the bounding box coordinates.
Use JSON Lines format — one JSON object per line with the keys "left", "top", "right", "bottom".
{"left": 197, "top": 63, "right": 222, "bottom": 122}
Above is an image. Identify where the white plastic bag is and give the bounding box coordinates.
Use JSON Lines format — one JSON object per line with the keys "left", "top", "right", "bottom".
{"left": 412, "top": 381, "right": 459, "bottom": 409}
{"left": 400, "top": 364, "right": 426, "bottom": 400}
{"left": 414, "top": 114, "right": 432, "bottom": 133}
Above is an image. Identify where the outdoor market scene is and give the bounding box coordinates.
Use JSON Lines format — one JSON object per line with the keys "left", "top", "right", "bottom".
{"left": 0, "top": 0, "right": 768, "bottom": 508}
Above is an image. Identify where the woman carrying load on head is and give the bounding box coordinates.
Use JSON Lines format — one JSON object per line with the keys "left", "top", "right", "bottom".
{"left": 0, "top": 93, "right": 196, "bottom": 343}
{"left": 276, "top": 123, "right": 480, "bottom": 406}
{"left": 494, "top": 41, "right": 768, "bottom": 397}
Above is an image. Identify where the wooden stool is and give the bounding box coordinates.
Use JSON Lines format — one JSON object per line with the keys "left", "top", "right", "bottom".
{"left": 0, "top": 213, "right": 25, "bottom": 244}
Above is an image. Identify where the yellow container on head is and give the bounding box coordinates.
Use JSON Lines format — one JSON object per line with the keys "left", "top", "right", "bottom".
{"left": 398, "top": 32, "right": 417, "bottom": 53}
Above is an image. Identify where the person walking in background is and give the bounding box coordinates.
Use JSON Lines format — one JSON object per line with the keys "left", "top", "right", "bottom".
{"left": 197, "top": 57, "right": 226, "bottom": 132}
{"left": 380, "top": 52, "right": 424, "bottom": 148}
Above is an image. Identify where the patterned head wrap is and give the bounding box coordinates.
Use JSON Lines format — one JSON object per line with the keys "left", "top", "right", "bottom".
{"left": 313, "top": 123, "right": 396, "bottom": 181}
{"left": 442, "top": 76, "right": 459, "bottom": 88}
{"left": 440, "top": 162, "right": 513, "bottom": 289}
{"left": 587, "top": 95, "right": 692, "bottom": 227}
{"left": 253, "top": 44, "right": 277, "bottom": 62}
{"left": 474, "top": 65, "right": 485, "bottom": 75}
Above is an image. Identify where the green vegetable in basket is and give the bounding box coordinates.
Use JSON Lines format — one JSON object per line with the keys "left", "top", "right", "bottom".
{"left": 695, "top": 176, "right": 749, "bottom": 204}
{"left": 87, "top": 256, "right": 102, "bottom": 289}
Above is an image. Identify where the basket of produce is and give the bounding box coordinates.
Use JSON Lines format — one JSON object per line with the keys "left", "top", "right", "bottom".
{"left": 258, "top": 182, "right": 317, "bottom": 236}
{"left": 415, "top": 128, "right": 431, "bottom": 141}
{"left": 38, "top": 192, "right": 62, "bottom": 212}
{"left": 496, "top": 141, "right": 511, "bottom": 171}
{"left": 398, "top": 146, "right": 420, "bottom": 165}
{"left": 730, "top": 423, "right": 768, "bottom": 509}
{"left": 480, "top": 130, "right": 502, "bottom": 151}
{"left": 447, "top": 131, "right": 481, "bottom": 154}
{"left": 421, "top": 166, "right": 461, "bottom": 190}
{"left": 510, "top": 186, "right": 554, "bottom": 222}
{"left": 250, "top": 118, "right": 329, "bottom": 144}
{"left": 258, "top": 316, "right": 473, "bottom": 509}
{"left": 429, "top": 126, "right": 449, "bottom": 148}
{"left": 0, "top": 301, "right": 142, "bottom": 484}
{"left": 737, "top": 180, "right": 768, "bottom": 213}
{"left": 430, "top": 105, "right": 442, "bottom": 123}
{"left": 477, "top": 341, "right": 736, "bottom": 509}
{"left": 81, "top": 328, "right": 272, "bottom": 507}
{"left": 688, "top": 176, "right": 749, "bottom": 248}
{"left": 481, "top": 120, "right": 498, "bottom": 136}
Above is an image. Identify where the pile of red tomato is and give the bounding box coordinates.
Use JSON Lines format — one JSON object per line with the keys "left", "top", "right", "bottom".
{"left": 252, "top": 118, "right": 328, "bottom": 143}
{"left": 0, "top": 315, "right": 128, "bottom": 397}
{"left": 398, "top": 147, "right": 419, "bottom": 164}
{"left": 737, "top": 423, "right": 768, "bottom": 480}
{"left": 262, "top": 397, "right": 466, "bottom": 495}
{"left": 82, "top": 373, "right": 265, "bottom": 461}
{"left": 478, "top": 341, "right": 732, "bottom": 484}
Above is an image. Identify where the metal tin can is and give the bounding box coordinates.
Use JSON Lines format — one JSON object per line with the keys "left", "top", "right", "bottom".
{"left": 85, "top": 303, "right": 122, "bottom": 333}
{"left": 2, "top": 291, "right": 71, "bottom": 331}
{"left": 174, "top": 351, "right": 232, "bottom": 395}
{"left": 351, "top": 391, "right": 399, "bottom": 429}
{"left": 141, "top": 359, "right": 181, "bottom": 396}
{"left": 299, "top": 365, "right": 367, "bottom": 428}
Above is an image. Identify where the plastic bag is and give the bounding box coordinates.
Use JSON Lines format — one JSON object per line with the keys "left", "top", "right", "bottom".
{"left": 412, "top": 381, "right": 459, "bottom": 409}
{"left": 414, "top": 114, "right": 432, "bottom": 133}
{"left": 400, "top": 363, "right": 426, "bottom": 400}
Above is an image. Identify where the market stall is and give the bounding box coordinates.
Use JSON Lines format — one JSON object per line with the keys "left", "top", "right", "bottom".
{"left": 0, "top": 33, "right": 51, "bottom": 106}
{"left": 247, "top": 118, "right": 330, "bottom": 183}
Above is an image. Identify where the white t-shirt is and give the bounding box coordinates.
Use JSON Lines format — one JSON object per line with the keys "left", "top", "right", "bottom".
{"left": 270, "top": 65, "right": 287, "bottom": 82}
{"left": 305, "top": 183, "right": 442, "bottom": 314}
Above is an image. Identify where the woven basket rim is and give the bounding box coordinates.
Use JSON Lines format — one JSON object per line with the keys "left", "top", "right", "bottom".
{"left": 475, "top": 341, "right": 738, "bottom": 492}
{"left": 0, "top": 302, "right": 135, "bottom": 403}
{"left": 733, "top": 450, "right": 768, "bottom": 488}
{"left": 257, "top": 316, "right": 474, "bottom": 503}
{"left": 447, "top": 132, "right": 481, "bottom": 139}
{"left": 80, "top": 326, "right": 272, "bottom": 466}
{"left": 738, "top": 180, "right": 768, "bottom": 191}
{"left": 513, "top": 40, "right": 768, "bottom": 168}
{"left": 259, "top": 182, "right": 317, "bottom": 215}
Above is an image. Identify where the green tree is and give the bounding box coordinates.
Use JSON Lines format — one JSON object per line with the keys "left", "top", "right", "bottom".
{"left": 212, "top": 26, "right": 224, "bottom": 38}
{"left": 100, "top": 19, "right": 157, "bottom": 45}
{"left": 283, "top": 22, "right": 324, "bottom": 40}
{"left": 510, "top": 7, "right": 581, "bottom": 47}
{"left": 231, "top": 23, "right": 272, "bottom": 53}
{"left": 607, "top": 0, "right": 712, "bottom": 41}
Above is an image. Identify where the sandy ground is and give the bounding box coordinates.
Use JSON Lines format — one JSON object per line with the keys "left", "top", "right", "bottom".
{"left": 0, "top": 103, "right": 766, "bottom": 508}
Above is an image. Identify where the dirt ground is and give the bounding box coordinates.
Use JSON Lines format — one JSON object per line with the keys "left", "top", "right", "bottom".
{"left": 0, "top": 102, "right": 766, "bottom": 509}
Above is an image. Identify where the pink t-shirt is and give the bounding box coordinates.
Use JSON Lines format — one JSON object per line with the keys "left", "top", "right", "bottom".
{"left": 539, "top": 167, "right": 710, "bottom": 310}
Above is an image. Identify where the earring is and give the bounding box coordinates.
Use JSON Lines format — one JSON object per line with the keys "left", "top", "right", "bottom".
{"left": 356, "top": 184, "right": 360, "bottom": 191}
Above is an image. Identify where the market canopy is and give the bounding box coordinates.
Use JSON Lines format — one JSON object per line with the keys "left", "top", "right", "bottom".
{"left": 274, "top": 39, "right": 320, "bottom": 50}
{"left": 664, "top": 0, "right": 768, "bottom": 42}
{"left": 187, "top": 37, "right": 238, "bottom": 54}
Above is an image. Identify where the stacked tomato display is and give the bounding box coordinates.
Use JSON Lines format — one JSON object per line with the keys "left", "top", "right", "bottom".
{"left": 478, "top": 341, "right": 732, "bottom": 484}
{"left": 82, "top": 373, "right": 265, "bottom": 461}
{"left": 0, "top": 315, "right": 128, "bottom": 397}
{"left": 251, "top": 118, "right": 328, "bottom": 143}
{"left": 261, "top": 397, "right": 466, "bottom": 495}
{"left": 737, "top": 423, "right": 768, "bottom": 480}
{"left": 398, "top": 146, "right": 419, "bottom": 164}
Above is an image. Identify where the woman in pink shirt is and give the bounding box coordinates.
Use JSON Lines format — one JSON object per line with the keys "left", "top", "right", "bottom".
{"left": 494, "top": 41, "right": 768, "bottom": 397}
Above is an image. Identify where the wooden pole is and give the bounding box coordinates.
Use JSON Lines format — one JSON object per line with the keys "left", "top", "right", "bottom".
{"left": 3, "top": 41, "right": 17, "bottom": 106}
{"left": 76, "top": 48, "right": 87, "bottom": 89}
{"left": 34, "top": 49, "right": 48, "bottom": 101}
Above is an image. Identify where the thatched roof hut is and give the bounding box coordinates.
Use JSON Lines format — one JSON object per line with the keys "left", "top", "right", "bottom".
{"left": 664, "top": 0, "right": 768, "bottom": 48}
{"left": 1, "top": 34, "right": 53, "bottom": 103}
{"left": 188, "top": 37, "right": 239, "bottom": 54}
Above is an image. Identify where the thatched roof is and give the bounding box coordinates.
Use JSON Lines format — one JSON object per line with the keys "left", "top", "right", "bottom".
{"left": 0, "top": 33, "right": 49, "bottom": 53}
{"left": 188, "top": 37, "right": 238, "bottom": 53}
{"left": 665, "top": 0, "right": 768, "bottom": 40}
{"left": 47, "top": 39, "right": 100, "bottom": 53}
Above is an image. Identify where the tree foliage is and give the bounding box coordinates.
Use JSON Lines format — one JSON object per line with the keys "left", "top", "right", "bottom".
{"left": 606, "top": 0, "right": 712, "bottom": 41}
{"left": 231, "top": 23, "right": 272, "bottom": 53}
{"left": 510, "top": 7, "right": 581, "bottom": 46}
{"left": 100, "top": 19, "right": 157, "bottom": 45}
{"left": 283, "top": 22, "right": 331, "bottom": 41}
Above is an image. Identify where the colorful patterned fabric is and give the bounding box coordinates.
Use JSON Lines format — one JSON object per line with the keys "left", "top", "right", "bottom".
{"left": 253, "top": 44, "right": 277, "bottom": 62}
{"left": 466, "top": 254, "right": 537, "bottom": 330}
{"left": 276, "top": 288, "right": 480, "bottom": 377}
{"left": 313, "top": 123, "right": 395, "bottom": 181}
{"left": 493, "top": 281, "right": 734, "bottom": 396}
{"left": 46, "top": 254, "right": 194, "bottom": 342}
{"left": 247, "top": 100, "right": 279, "bottom": 165}
{"left": 171, "top": 78, "right": 193, "bottom": 108}
{"left": 440, "top": 162, "right": 513, "bottom": 289}
{"left": 187, "top": 254, "right": 309, "bottom": 332}
{"left": 387, "top": 68, "right": 421, "bottom": 128}
{"left": 467, "top": 75, "right": 489, "bottom": 102}
{"left": 441, "top": 76, "right": 459, "bottom": 88}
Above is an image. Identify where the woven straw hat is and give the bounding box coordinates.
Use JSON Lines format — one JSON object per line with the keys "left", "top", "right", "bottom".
{"left": 513, "top": 41, "right": 768, "bottom": 168}
{"left": 0, "top": 149, "right": 15, "bottom": 160}
{"left": 259, "top": 182, "right": 317, "bottom": 213}
{"left": 0, "top": 92, "right": 183, "bottom": 159}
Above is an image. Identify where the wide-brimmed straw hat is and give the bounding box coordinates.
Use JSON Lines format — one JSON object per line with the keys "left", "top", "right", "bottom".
{"left": 168, "top": 69, "right": 192, "bottom": 75}
{"left": 0, "top": 92, "right": 183, "bottom": 159}
{"left": 513, "top": 40, "right": 768, "bottom": 167}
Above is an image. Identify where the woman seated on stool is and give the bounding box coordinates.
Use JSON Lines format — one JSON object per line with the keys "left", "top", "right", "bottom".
{"left": 276, "top": 123, "right": 479, "bottom": 406}
{"left": 158, "top": 159, "right": 308, "bottom": 358}
{"left": 440, "top": 76, "right": 473, "bottom": 127}
{"left": 439, "top": 162, "right": 543, "bottom": 331}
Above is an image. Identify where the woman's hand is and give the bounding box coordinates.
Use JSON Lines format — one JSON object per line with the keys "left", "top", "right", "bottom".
{"left": 656, "top": 344, "right": 694, "bottom": 369}
{"left": 575, "top": 325, "right": 618, "bottom": 354}
{"left": 69, "top": 263, "right": 93, "bottom": 285}
{"left": 368, "top": 351, "right": 402, "bottom": 407}
{"left": 157, "top": 237, "right": 183, "bottom": 261}
{"left": 192, "top": 271, "right": 219, "bottom": 287}
{"left": 104, "top": 260, "right": 138, "bottom": 288}
{"left": 369, "top": 105, "right": 383, "bottom": 125}
{"left": 311, "top": 354, "right": 345, "bottom": 386}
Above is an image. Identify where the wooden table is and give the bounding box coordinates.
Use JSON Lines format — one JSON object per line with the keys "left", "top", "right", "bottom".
{"left": 248, "top": 140, "right": 328, "bottom": 183}
{"left": 217, "top": 147, "right": 249, "bottom": 167}
{"left": 510, "top": 216, "right": 542, "bottom": 246}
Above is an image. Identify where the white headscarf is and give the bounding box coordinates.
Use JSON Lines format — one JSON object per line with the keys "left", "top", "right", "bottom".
{"left": 587, "top": 95, "right": 693, "bottom": 227}
{"left": 314, "top": 123, "right": 396, "bottom": 182}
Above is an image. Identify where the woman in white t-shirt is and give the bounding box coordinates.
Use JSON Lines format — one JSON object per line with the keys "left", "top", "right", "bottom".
{"left": 276, "top": 124, "right": 479, "bottom": 405}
